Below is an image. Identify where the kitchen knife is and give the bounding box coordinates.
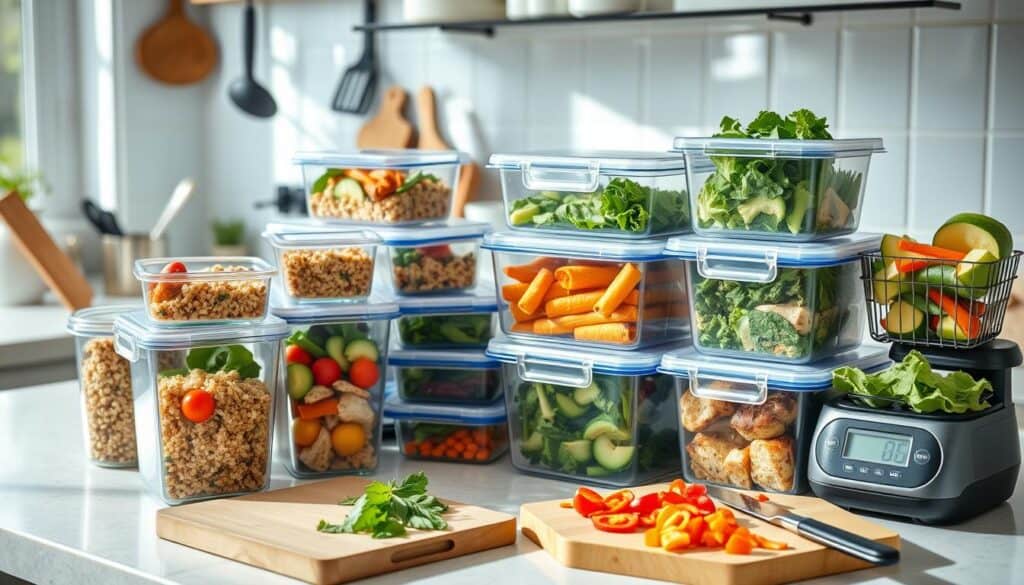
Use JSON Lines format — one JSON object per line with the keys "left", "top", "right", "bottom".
{"left": 707, "top": 486, "right": 899, "bottom": 566}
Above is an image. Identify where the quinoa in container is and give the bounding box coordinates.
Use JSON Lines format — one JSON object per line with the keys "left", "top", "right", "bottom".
{"left": 134, "top": 257, "right": 273, "bottom": 325}
{"left": 67, "top": 305, "right": 142, "bottom": 468}
{"left": 377, "top": 221, "right": 490, "bottom": 295}
{"left": 264, "top": 229, "right": 379, "bottom": 303}
{"left": 395, "top": 292, "right": 497, "bottom": 349}
{"left": 113, "top": 312, "right": 288, "bottom": 505}
{"left": 384, "top": 395, "right": 509, "bottom": 464}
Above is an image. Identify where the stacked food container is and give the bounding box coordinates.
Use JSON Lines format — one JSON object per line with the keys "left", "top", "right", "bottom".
{"left": 659, "top": 132, "right": 890, "bottom": 493}
{"left": 483, "top": 150, "right": 704, "bottom": 486}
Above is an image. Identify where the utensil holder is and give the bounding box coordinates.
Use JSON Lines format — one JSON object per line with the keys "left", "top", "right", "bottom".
{"left": 102, "top": 234, "right": 166, "bottom": 296}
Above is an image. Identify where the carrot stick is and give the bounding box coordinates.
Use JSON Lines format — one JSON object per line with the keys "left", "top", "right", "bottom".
{"left": 896, "top": 258, "right": 933, "bottom": 274}
{"left": 296, "top": 398, "right": 338, "bottom": 421}
{"left": 518, "top": 268, "right": 555, "bottom": 315}
{"left": 554, "top": 265, "right": 621, "bottom": 291}
{"left": 897, "top": 239, "right": 966, "bottom": 261}
{"left": 546, "top": 307, "right": 639, "bottom": 333}
{"left": 594, "top": 263, "right": 642, "bottom": 317}
{"left": 532, "top": 319, "right": 572, "bottom": 335}
{"left": 510, "top": 320, "right": 537, "bottom": 334}
{"left": 928, "top": 290, "right": 982, "bottom": 338}
{"left": 501, "top": 282, "right": 529, "bottom": 302}
{"left": 508, "top": 301, "right": 543, "bottom": 323}
{"left": 503, "top": 257, "right": 562, "bottom": 283}
{"left": 546, "top": 290, "right": 639, "bottom": 318}
{"left": 573, "top": 323, "right": 636, "bottom": 344}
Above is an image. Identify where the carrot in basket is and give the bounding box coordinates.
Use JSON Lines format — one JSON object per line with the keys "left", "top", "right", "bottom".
{"left": 554, "top": 265, "right": 621, "bottom": 291}
{"left": 594, "top": 263, "right": 643, "bottom": 317}
{"left": 296, "top": 398, "right": 339, "bottom": 421}
{"left": 518, "top": 268, "right": 555, "bottom": 315}
{"left": 534, "top": 306, "right": 639, "bottom": 335}
{"left": 546, "top": 290, "right": 640, "bottom": 318}
{"left": 509, "top": 301, "right": 543, "bottom": 323}
{"left": 573, "top": 323, "right": 636, "bottom": 344}
{"left": 504, "top": 257, "right": 562, "bottom": 283}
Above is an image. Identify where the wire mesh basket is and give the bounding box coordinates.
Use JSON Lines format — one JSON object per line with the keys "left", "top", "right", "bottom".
{"left": 860, "top": 249, "right": 1021, "bottom": 349}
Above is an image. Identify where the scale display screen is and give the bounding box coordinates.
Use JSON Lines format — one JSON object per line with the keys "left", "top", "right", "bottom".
{"left": 843, "top": 428, "right": 913, "bottom": 467}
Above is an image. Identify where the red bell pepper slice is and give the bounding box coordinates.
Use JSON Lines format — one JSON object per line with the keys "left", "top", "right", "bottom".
{"left": 591, "top": 512, "right": 640, "bottom": 533}
{"left": 629, "top": 492, "right": 664, "bottom": 517}
{"left": 572, "top": 487, "right": 608, "bottom": 518}
{"left": 928, "top": 290, "right": 982, "bottom": 339}
{"left": 897, "top": 239, "right": 966, "bottom": 261}
{"left": 603, "top": 489, "right": 635, "bottom": 514}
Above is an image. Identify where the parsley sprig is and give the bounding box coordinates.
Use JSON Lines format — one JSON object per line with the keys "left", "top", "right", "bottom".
{"left": 316, "top": 472, "right": 449, "bottom": 538}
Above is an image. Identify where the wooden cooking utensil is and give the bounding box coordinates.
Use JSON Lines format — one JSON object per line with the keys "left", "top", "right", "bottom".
{"left": 0, "top": 192, "right": 93, "bottom": 311}
{"left": 415, "top": 86, "right": 479, "bottom": 217}
{"left": 356, "top": 86, "right": 414, "bottom": 150}
{"left": 135, "top": 0, "right": 217, "bottom": 85}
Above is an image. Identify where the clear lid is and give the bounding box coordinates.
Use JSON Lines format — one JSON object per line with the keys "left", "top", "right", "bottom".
{"left": 659, "top": 345, "right": 890, "bottom": 405}
{"left": 483, "top": 231, "right": 669, "bottom": 261}
{"left": 672, "top": 137, "right": 885, "bottom": 159}
{"left": 396, "top": 291, "right": 497, "bottom": 315}
{"left": 389, "top": 348, "right": 499, "bottom": 369}
{"left": 665, "top": 233, "right": 880, "bottom": 282}
{"left": 263, "top": 229, "right": 380, "bottom": 248}
{"left": 133, "top": 257, "right": 275, "bottom": 282}
{"left": 67, "top": 304, "right": 143, "bottom": 337}
{"left": 487, "top": 336, "right": 685, "bottom": 387}
{"left": 374, "top": 220, "right": 491, "bottom": 246}
{"left": 113, "top": 311, "right": 289, "bottom": 358}
{"left": 383, "top": 393, "right": 507, "bottom": 424}
{"left": 292, "top": 149, "right": 466, "bottom": 168}
{"left": 489, "top": 150, "right": 687, "bottom": 172}
{"left": 270, "top": 294, "right": 400, "bottom": 323}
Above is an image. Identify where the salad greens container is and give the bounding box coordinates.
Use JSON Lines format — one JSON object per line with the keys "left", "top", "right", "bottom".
{"left": 262, "top": 229, "right": 380, "bottom": 304}
{"left": 660, "top": 346, "right": 890, "bottom": 494}
{"left": 395, "top": 292, "right": 497, "bottom": 349}
{"left": 666, "top": 233, "right": 879, "bottom": 364}
{"left": 293, "top": 150, "right": 465, "bottom": 225}
{"left": 674, "top": 137, "right": 884, "bottom": 241}
{"left": 112, "top": 312, "right": 289, "bottom": 505}
{"left": 384, "top": 395, "right": 508, "bottom": 464}
{"left": 271, "top": 298, "right": 399, "bottom": 478}
{"left": 389, "top": 348, "right": 502, "bottom": 405}
{"left": 68, "top": 305, "right": 141, "bottom": 468}
{"left": 376, "top": 221, "right": 490, "bottom": 296}
{"left": 483, "top": 232, "right": 690, "bottom": 350}
{"left": 489, "top": 150, "right": 698, "bottom": 239}
{"left": 487, "top": 337, "right": 682, "bottom": 487}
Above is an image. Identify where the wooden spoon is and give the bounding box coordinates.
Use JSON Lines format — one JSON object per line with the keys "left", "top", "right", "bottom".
{"left": 136, "top": 0, "right": 218, "bottom": 85}
{"left": 415, "top": 86, "right": 478, "bottom": 217}
{"left": 356, "top": 86, "right": 414, "bottom": 149}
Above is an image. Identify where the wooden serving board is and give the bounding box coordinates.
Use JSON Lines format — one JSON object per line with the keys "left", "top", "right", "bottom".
{"left": 520, "top": 485, "right": 899, "bottom": 585}
{"left": 157, "top": 477, "right": 516, "bottom": 584}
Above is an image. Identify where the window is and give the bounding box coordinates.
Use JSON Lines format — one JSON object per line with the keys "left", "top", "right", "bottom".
{"left": 0, "top": 0, "right": 21, "bottom": 172}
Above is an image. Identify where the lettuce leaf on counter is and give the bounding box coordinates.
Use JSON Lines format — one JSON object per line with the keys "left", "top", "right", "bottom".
{"left": 833, "top": 350, "right": 991, "bottom": 414}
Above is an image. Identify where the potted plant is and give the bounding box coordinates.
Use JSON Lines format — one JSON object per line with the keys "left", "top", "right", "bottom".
{"left": 211, "top": 219, "right": 248, "bottom": 256}
{"left": 0, "top": 160, "right": 47, "bottom": 305}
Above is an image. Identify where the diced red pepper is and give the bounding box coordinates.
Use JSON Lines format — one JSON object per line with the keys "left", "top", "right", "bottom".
{"left": 572, "top": 487, "right": 608, "bottom": 518}
{"left": 591, "top": 513, "right": 639, "bottom": 534}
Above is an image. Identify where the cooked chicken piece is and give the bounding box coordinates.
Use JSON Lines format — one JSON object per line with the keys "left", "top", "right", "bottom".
{"left": 723, "top": 446, "right": 753, "bottom": 489}
{"left": 333, "top": 379, "right": 371, "bottom": 400}
{"left": 754, "top": 304, "right": 812, "bottom": 335}
{"left": 686, "top": 429, "right": 747, "bottom": 484}
{"left": 680, "top": 388, "right": 737, "bottom": 433}
{"left": 337, "top": 392, "right": 375, "bottom": 432}
{"left": 730, "top": 393, "right": 799, "bottom": 441}
{"left": 303, "top": 384, "right": 334, "bottom": 404}
{"left": 329, "top": 444, "right": 377, "bottom": 471}
{"left": 322, "top": 414, "right": 340, "bottom": 431}
{"left": 750, "top": 436, "right": 795, "bottom": 492}
{"left": 298, "top": 427, "right": 332, "bottom": 472}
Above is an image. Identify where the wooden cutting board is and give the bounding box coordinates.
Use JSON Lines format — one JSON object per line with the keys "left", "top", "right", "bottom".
{"left": 414, "top": 86, "right": 479, "bottom": 217}
{"left": 356, "top": 86, "right": 414, "bottom": 150}
{"left": 520, "top": 485, "right": 899, "bottom": 585}
{"left": 157, "top": 476, "right": 516, "bottom": 584}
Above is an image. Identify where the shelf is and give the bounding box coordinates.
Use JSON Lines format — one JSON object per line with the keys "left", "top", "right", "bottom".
{"left": 354, "top": 1, "right": 960, "bottom": 36}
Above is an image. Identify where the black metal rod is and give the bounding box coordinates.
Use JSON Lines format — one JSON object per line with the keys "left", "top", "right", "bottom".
{"left": 767, "top": 11, "right": 814, "bottom": 24}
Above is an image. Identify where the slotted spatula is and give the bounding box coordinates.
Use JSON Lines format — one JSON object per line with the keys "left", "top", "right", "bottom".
{"left": 332, "top": 0, "right": 376, "bottom": 114}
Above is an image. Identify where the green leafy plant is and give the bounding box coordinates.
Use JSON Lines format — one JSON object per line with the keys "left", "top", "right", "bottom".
{"left": 0, "top": 159, "right": 44, "bottom": 203}
{"left": 316, "top": 472, "right": 449, "bottom": 538}
{"left": 212, "top": 220, "right": 245, "bottom": 246}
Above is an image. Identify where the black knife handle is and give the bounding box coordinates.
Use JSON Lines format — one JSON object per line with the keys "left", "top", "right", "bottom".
{"left": 797, "top": 518, "right": 900, "bottom": 566}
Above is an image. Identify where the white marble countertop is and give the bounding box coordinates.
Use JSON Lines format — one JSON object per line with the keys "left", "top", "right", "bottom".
{"left": 1, "top": 381, "right": 1022, "bottom": 585}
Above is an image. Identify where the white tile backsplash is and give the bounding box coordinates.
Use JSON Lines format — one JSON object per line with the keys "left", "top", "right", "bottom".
{"left": 917, "top": 0, "right": 993, "bottom": 23}
{"left": 992, "top": 24, "right": 1024, "bottom": 130}
{"left": 646, "top": 35, "right": 704, "bottom": 127}
{"left": 995, "top": 0, "right": 1024, "bottom": 19}
{"left": 704, "top": 32, "right": 769, "bottom": 127}
{"left": 909, "top": 136, "right": 986, "bottom": 236}
{"left": 770, "top": 29, "right": 838, "bottom": 120}
{"left": 987, "top": 136, "right": 1024, "bottom": 238}
{"left": 914, "top": 26, "right": 990, "bottom": 131}
{"left": 840, "top": 29, "right": 911, "bottom": 130}
{"left": 858, "top": 134, "right": 909, "bottom": 234}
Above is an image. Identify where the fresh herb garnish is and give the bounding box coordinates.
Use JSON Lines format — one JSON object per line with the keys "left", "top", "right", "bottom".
{"left": 156, "top": 345, "right": 262, "bottom": 379}
{"left": 312, "top": 169, "right": 346, "bottom": 194}
{"left": 395, "top": 172, "right": 440, "bottom": 194}
{"left": 316, "top": 472, "right": 449, "bottom": 538}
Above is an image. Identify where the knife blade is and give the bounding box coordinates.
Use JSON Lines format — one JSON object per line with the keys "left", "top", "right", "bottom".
{"left": 707, "top": 486, "right": 899, "bottom": 566}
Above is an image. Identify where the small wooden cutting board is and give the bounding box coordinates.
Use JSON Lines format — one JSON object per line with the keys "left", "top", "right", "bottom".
{"left": 520, "top": 485, "right": 899, "bottom": 585}
{"left": 157, "top": 476, "right": 517, "bottom": 584}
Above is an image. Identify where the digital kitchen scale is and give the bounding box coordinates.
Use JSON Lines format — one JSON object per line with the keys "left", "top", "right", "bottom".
{"left": 809, "top": 340, "right": 1022, "bottom": 524}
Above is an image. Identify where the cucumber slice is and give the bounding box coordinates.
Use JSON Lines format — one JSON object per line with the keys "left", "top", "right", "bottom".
{"left": 520, "top": 431, "right": 543, "bottom": 453}
{"left": 287, "top": 363, "right": 314, "bottom": 400}
{"left": 583, "top": 416, "right": 630, "bottom": 441}
{"left": 936, "top": 315, "right": 971, "bottom": 341}
{"left": 334, "top": 177, "right": 365, "bottom": 202}
{"left": 509, "top": 203, "right": 541, "bottom": 226}
{"left": 325, "top": 336, "right": 350, "bottom": 371}
{"left": 592, "top": 435, "right": 635, "bottom": 472}
{"left": 343, "top": 338, "right": 379, "bottom": 363}
{"left": 554, "top": 393, "right": 587, "bottom": 418}
{"left": 536, "top": 385, "right": 555, "bottom": 422}
{"left": 560, "top": 440, "right": 592, "bottom": 463}
{"left": 572, "top": 382, "right": 601, "bottom": 406}
{"left": 884, "top": 300, "right": 925, "bottom": 338}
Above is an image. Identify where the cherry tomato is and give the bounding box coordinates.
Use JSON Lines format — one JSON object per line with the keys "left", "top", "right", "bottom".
{"left": 756, "top": 494, "right": 770, "bottom": 503}
{"left": 162, "top": 261, "right": 187, "bottom": 274}
{"left": 348, "top": 358, "right": 380, "bottom": 389}
{"left": 603, "top": 490, "right": 635, "bottom": 514}
{"left": 573, "top": 487, "right": 608, "bottom": 518}
{"left": 181, "top": 389, "right": 215, "bottom": 423}
{"left": 591, "top": 513, "right": 639, "bottom": 534}
{"left": 285, "top": 344, "right": 313, "bottom": 366}
{"left": 311, "top": 357, "right": 342, "bottom": 386}
{"left": 629, "top": 492, "right": 664, "bottom": 516}
{"left": 149, "top": 260, "right": 188, "bottom": 295}
{"left": 417, "top": 244, "right": 453, "bottom": 259}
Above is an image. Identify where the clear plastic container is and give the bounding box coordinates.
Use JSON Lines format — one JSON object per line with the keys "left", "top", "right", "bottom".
{"left": 487, "top": 337, "right": 683, "bottom": 487}
{"left": 489, "top": 150, "right": 699, "bottom": 239}
{"left": 271, "top": 298, "right": 399, "bottom": 478}
{"left": 659, "top": 346, "right": 890, "bottom": 494}
{"left": 293, "top": 149, "right": 465, "bottom": 225}
{"left": 112, "top": 312, "right": 288, "bottom": 505}
{"left": 377, "top": 221, "right": 490, "bottom": 295}
{"left": 134, "top": 257, "right": 274, "bottom": 325}
{"left": 483, "top": 232, "right": 690, "bottom": 349}
{"left": 390, "top": 348, "right": 502, "bottom": 404}
{"left": 666, "top": 233, "right": 880, "bottom": 364}
{"left": 384, "top": 395, "right": 508, "bottom": 464}
{"left": 395, "top": 292, "right": 497, "bottom": 349}
{"left": 263, "top": 229, "right": 380, "bottom": 304}
{"left": 673, "top": 137, "right": 885, "bottom": 241}
{"left": 67, "top": 305, "right": 142, "bottom": 468}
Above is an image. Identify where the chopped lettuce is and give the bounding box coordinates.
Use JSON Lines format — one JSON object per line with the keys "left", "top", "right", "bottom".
{"left": 833, "top": 350, "right": 992, "bottom": 414}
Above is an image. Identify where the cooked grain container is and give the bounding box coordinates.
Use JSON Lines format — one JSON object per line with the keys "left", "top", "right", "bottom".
{"left": 134, "top": 256, "right": 274, "bottom": 325}
{"left": 263, "top": 229, "right": 380, "bottom": 304}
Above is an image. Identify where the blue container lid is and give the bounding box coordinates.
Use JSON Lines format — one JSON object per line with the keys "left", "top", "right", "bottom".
{"left": 113, "top": 311, "right": 289, "bottom": 357}
{"left": 389, "top": 348, "right": 499, "bottom": 369}
{"left": 673, "top": 137, "right": 885, "bottom": 159}
{"left": 292, "top": 149, "right": 466, "bottom": 168}
{"left": 665, "top": 233, "right": 880, "bottom": 269}
{"left": 483, "top": 231, "right": 669, "bottom": 262}
{"left": 396, "top": 291, "right": 497, "bottom": 315}
{"left": 271, "top": 294, "right": 400, "bottom": 323}
{"left": 383, "top": 393, "right": 507, "bottom": 424}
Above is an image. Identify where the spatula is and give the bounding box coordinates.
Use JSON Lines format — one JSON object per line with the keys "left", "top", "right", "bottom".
{"left": 356, "top": 86, "right": 414, "bottom": 149}
{"left": 332, "top": 0, "right": 377, "bottom": 115}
